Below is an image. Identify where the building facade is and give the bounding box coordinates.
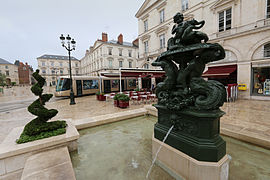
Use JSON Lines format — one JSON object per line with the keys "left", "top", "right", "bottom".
{"left": 14, "top": 60, "right": 33, "bottom": 85}
{"left": 136, "top": 0, "right": 270, "bottom": 100}
{"left": 80, "top": 33, "right": 139, "bottom": 76}
{"left": 37, "top": 54, "right": 80, "bottom": 86}
{"left": 0, "top": 58, "right": 19, "bottom": 85}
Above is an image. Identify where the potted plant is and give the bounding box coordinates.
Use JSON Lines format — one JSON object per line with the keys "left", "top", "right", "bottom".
{"left": 99, "top": 92, "right": 106, "bottom": 101}
{"left": 118, "top": 94, "right": 130, "bottom": 108}
{"left": 113, "top": 93, "right": 121, "bottom": 107}
{"left": 96, "top": 92, "right": 100, "bottom": 100}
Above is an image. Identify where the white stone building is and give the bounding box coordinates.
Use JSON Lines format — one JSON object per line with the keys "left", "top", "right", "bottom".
{"left": 37, "top": 55, "right": 80, "bottom": 86}
{"left": 80, "top": 33, "right": 139, "bottom": 76}
{"left": 136, "top": 0, "right": 270, "bottom": 100}
{"left": 0, "top": 58, "right": 19, "bottom": 85}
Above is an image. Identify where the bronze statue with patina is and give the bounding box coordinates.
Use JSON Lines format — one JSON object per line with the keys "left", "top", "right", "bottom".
{"left": 152, "top": 12, "right": 227, "bottom": 162}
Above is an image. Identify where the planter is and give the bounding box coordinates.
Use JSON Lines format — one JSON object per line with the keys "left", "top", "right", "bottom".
{"left": 96, "top": 94, "right": 100, "bottom": 100}
{"left": 118, "top": 100, "right": 129, "bottom": 108}
{"left": 99, "top": 95, "right": 106, "bottom": 101}
{"left": 114, "top": 100, "right": 119, "bottom": 107}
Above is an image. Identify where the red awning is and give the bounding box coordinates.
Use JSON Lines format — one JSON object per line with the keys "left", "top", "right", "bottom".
{"left": 202, "top": 65, "right": 237, "bottom": 78}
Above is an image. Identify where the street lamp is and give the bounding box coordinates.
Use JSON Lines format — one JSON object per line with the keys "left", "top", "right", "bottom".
{"left": 59, "top": 34, "right": 76, "bottom": 105}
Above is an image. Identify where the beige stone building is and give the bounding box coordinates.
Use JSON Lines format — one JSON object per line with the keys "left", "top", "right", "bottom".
{"left": 37, "top": 55, "right": 80, "bottom": 86}
{"left": 136, "top": 0, "right": 270, "bottom": 100}
{"left": 80, "top": 33, "right": 139, "bottom": 76}
{"left": 0, "top": 58, "right": 19, "bottom": 85}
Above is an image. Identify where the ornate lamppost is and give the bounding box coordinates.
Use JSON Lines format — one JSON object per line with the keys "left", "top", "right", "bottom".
{"left": 59, "top": 34, "right": 76, "bottom": 105}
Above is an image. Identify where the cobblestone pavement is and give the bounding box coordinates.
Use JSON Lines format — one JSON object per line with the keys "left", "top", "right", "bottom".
{"left": 0, "top": 95, "right": 270, "bottom": 149}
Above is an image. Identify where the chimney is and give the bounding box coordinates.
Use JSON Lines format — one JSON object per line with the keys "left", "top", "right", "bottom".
{"left": 102, "top": 33, "right": 108, "bottom": 42}
{"left": 118, "top": 34, "right": 123, "bottom": 44}
{"left": 132, "top": 38, "right": 139, "bottom": 47}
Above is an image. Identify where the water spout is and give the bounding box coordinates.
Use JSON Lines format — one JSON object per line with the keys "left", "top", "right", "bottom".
{"left": 146, "top": 125, "right": 174, "bottom": 179}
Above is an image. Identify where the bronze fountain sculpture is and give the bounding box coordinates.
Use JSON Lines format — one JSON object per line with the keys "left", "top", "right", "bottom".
{"left": 152, "top": 12, "right": 226, "bottom": 162}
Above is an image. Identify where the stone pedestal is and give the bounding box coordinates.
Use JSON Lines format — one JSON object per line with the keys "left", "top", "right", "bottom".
{"left": 152, "top": 136, "right": 230, "bottom": 180}
{"left": 155, "top": 105, "right": 226, "bottom": 162}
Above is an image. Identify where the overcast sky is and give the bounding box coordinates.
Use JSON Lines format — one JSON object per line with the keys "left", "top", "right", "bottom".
{"left": 0, "top": 0, "right": 145, "bottom": 69}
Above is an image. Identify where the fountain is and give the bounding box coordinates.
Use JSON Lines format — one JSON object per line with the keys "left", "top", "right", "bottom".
{"left": 150, "top": 12, "right": 230, "bottom": 179}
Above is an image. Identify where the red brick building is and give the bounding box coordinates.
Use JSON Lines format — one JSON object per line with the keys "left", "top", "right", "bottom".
{"left": 15, "top": 60, "right": 33, "bottom": 85}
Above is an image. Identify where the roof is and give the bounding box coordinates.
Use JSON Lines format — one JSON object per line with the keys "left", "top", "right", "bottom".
{"left": 37, "top": 54, "right": 79, "bottom": 61}
{"left": 107, "top": 40, "right": 135, "bottom": 47}
{"left": 0, "top": 58, "right": 12, "bottom": 64}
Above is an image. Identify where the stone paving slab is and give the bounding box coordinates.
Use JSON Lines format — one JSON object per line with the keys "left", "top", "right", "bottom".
{"left": 21, "top": 146, "right": 76, "bottom": 180}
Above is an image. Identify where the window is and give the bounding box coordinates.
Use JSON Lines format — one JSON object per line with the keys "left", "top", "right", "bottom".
{"left": 51, "top": 62, "right": 54, "bottom": 66}
{"left": 119, "top": 61, "right": 123, "bottom": 68}
{"left": 129, "top": 61, "right": 132, "bottom": 68}
{"left": 83, "top": 80, "right": 99, "bottom": 90}
{"left": 144, "top": 20, "right": 148, "bottom": 32}
{"left": 60, "top": 70, "right": 63, "bottom": 74}
{"left": 160, "top": 9, "right": 165, "bottom": 23}
{"left": 112, "top": 80, "right": 119, "bottom": 88}
{"left": 119, "top": 49, "right": 122, "bottom": 56}
{"left": 182, "top": 0, "right": 188, "bottom": 11}
{"left": 267, "top": 0, "right": 270, "bottom": 18}
{"left": 42, "top": 62, "right": 45, "bottom": 66}
{"left": 108, "top": 48, "right": 112, "bottom": 55}
{"left": 264, "top": 43, "right": 270, "bottom": 57}
{"left": 6, "top": 71, "right": 9, "bottom": 76}
{"left": 52, "top": 81, "right": 56, "bottom": 86}
{"left": 128, "top": 50, "right": 132, "bottom": 57}
{"left": 159, "top": 34, "right": 166, "bottom": 49}
{"left": 42, "top": 69, "right": 46, "bottom": 74}
{"left": 108, "top": 60, "right": 113, "bottom": 68}
{"left": 60, "top": 62, "right": 63, "bottom": 67}
{"left": 144, "top": 41, "right": 149, "bottom": 53}
{"left": 5, "top": 66, "right": 8, "bottom": 69}
{"left": 219, "top": 8, "right": 232, "bottom": 32}
{"left": 143, "top": 64, "right": 149, "bottom": 69}
{"left": 75, "top": 63, "right": 78, "bottom": 67}
{"left": 128, "top": 79, "right": 136, "bottom": 88}
{"left": 51, "top": 70, "right": 55, "bottom": 74}
{"left": 76, "top": 70, "right": 79, "bottom": 75}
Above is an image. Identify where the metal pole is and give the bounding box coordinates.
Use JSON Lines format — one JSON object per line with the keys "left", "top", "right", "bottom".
{"left": 68, "top": 47, "right": 76, "bottom": 105}
{"left": 99, "top": 72, "right": 102, "bottom": 93}
{"left": 119, "top": 68, "right": 122, "bottom": 93}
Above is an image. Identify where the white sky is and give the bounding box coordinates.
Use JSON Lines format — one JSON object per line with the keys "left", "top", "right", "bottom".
{"left": 0, "top": 0, "right": 145, "bottom": 69}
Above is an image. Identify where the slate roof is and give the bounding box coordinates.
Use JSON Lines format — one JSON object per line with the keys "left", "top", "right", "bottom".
{"left": 107, "top": 40, "right": 135, "bottom": 47}
{"left": 0, "top": 58, "right": 12, "bottom": 64}
{"left": 37, "top": 54, "right": 79, "bottom": 61}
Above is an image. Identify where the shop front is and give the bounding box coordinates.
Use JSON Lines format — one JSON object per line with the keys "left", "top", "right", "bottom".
{"left": 202, "top": 64, "right": 237, "bottom": 85}
{"left": 251, "top": 65, "right": 270, "bottom": 96}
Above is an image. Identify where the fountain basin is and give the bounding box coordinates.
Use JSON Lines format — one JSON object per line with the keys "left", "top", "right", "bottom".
{"left": 70, "top": 115, "right": 270, "bottom": 180}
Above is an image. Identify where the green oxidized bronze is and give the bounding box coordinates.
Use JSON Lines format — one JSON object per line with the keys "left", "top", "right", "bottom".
{"left": 152, "top": 13, "right": 226, "bottom": 162}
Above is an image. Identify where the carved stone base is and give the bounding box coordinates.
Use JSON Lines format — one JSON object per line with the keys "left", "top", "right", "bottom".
{"left": 154, "top": 105, "right": 226, "bottom": 162}
{"left": 152, "top": 136, "right": 230, "bottom": 180}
